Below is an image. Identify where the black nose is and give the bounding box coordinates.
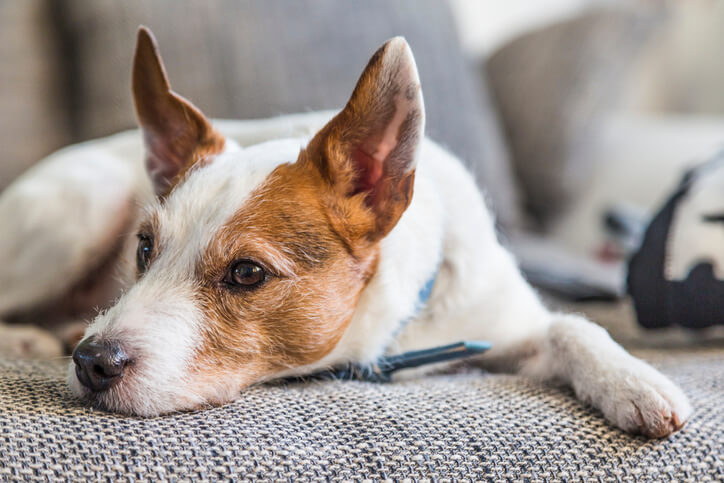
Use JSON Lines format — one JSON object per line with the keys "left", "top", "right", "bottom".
{"left": 72, "top": 337, "right": 130, "bottom": 392}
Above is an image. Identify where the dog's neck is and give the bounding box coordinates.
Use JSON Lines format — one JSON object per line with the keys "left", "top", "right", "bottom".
{"left": 286, "top": 151, "right": 445, "bottom": 374}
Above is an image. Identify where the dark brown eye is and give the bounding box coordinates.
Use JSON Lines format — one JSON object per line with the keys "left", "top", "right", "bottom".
{"left": 225, "top": 261, "right": 265, "bottom": 288}
{"left": 136, "top": 234, "right": 154, "bottom": 274}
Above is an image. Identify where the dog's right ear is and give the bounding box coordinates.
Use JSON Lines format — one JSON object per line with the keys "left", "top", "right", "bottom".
{"left": 132, "top": 26, "right": 225, "bottom": 196}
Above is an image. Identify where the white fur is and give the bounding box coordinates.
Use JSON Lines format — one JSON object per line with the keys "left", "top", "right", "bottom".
{"left": 54, "top": 120, "right": 688, "bottom": 433}
{"left": 67, "top": 127, "right": 329, "bottom": 415}
{"left": 0, "top": 86, "right": 691, "bottom": 435}
{"left": 69, "top": 275, "right": 205, "bottom": 415}
{"left": 0, "top": 131, "right": 144, "bottom": 315}
{"left": 0, "top": 112, "right": 334, "bottom": 316}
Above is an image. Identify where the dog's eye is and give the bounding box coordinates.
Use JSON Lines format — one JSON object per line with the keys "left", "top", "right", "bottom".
{"left": 225, "top": 261, "right": 265, "bottom": 288}
{"left": 136, "top": 235, "right": 154, "bottom": 274}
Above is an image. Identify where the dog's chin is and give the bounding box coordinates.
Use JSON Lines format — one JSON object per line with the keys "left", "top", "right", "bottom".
{"left": 66, "top": 362, "right": 243, "bottom": 417}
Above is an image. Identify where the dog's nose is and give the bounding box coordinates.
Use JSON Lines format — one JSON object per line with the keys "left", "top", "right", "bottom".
{"left": 72, "top": 337, "right": 130, "bottom": 392}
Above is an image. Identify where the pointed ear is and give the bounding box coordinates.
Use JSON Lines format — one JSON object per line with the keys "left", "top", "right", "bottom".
{"left": 132, "top": 26, "right": 225, "bottom": 196}
{"left": 303, "top": 37, "right": 425, "bottom": 242}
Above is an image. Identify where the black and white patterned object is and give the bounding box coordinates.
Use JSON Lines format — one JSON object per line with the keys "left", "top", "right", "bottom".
{"left": 628, "top": 151, "right": 724, "bottom": 329}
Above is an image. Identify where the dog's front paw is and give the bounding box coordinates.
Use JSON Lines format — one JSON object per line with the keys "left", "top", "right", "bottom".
{"left": 0, "top": 322, "right": 64, "bottom": 359}
{"left": 595, "top": 361, "right": 692, "bottom": 438}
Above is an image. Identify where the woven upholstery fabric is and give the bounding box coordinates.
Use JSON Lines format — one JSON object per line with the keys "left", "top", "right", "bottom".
{"left": 1, "top": 349, "right": 722, "bottom": 481}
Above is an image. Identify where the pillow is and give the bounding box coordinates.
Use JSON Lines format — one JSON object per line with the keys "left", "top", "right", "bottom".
{"left": 486, "top": 7, "right": 659, "bottom": 226}
{"left": 628, "top": 150, "right": 724, "bottom": 329}
{"left": 58, "top": 0, "right": 521, "bottom": 227}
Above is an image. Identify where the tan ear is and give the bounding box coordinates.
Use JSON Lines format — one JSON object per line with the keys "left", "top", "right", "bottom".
{"left": 303, "top": 37, "right": 425, "bottom": 242}
{"left": 132, "top": 26, "right": 225, "bottom": 196}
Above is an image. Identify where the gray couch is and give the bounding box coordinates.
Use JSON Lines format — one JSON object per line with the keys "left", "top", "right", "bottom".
{"left": 1, "top": 1, "right": 722, "bottom": 480}
{"left": 2, "top": 351, "right": 723, "bottom": 480}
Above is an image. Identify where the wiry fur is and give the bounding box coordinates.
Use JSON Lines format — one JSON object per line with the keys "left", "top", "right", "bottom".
{"left": 1, "top": 31, "right": 691, "bottom": 437}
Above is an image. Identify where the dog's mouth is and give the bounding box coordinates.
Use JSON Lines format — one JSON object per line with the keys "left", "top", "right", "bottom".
{"left": 67, "top": 357, "right": 255, "bottom": 417}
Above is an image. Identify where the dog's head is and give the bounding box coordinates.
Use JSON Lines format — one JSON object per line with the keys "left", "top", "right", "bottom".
{"left": 69, "top": 27, "right": 424, "bottom": 415}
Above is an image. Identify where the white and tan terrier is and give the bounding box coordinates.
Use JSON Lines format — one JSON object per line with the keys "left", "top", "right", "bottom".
{"left": 0, "top": 28, "right": 690, "bottom": 437}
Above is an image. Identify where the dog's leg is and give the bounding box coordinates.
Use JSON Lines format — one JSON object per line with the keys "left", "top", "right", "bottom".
{"left": 398, "top": 252, "right": 691, "bottom": 437}
{"left": 486, "top": 311, "right": 693, "bottom": 438}
{"left": 0, "top": 321, "right": 64, "bottom": 359}
{"left": 0, "top": 317, "right": 87, "bottom": 358}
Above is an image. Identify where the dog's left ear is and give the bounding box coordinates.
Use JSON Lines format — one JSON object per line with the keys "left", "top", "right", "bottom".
{"left": 132, "top": 26, "right": 225, "bottom": 196}
{"left": 302, "top": 37, "right": 425, "bottom": 242}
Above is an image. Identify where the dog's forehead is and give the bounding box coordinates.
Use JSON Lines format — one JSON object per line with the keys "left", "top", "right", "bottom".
{"left": 148, "top": 137, "right": 307, "bottom": 263}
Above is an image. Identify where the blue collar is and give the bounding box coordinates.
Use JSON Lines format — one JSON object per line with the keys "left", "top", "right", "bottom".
{"left": 416, "top": 269, "right": 438, "bottom": 313}
{"left": 390, "top": 266, "right": 440, "bottom": 339}
{"left": 280, "top": 263, "right": 493, "bottom": 384}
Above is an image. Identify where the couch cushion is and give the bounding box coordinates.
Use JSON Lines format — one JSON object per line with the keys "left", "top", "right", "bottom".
{"left": 0, "top": 1, "right": 71, "bottom": 190}
{"left": 58, "top": 0, "right": 520, "bottom": 227}
{"left": 1, "top": 350, "right": 722, "bottom": 480}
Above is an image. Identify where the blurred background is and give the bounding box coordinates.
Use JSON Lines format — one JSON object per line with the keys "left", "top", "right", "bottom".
{"left": 2, "top": 0, "right": 724, "bottom": 343}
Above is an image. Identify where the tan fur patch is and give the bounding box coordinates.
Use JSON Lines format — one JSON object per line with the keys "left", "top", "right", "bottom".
{"left": 165, "top": 134, "right": 226, "bottom": 196}
{"left": 177, "top": 37, "right": 424, "bottom": 388}
{"left": 189, "top": 160, "right": 380, "bottom": 381}
{"left": 124, "top": 34, "right": 423, "bottom": 395}
{"left": 301, "top": 38, "right": 422, "bottom": 241}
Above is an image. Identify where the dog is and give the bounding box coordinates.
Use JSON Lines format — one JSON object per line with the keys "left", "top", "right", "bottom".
{"left": 0, "top": 27, "right": 691, "bottom": 438}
